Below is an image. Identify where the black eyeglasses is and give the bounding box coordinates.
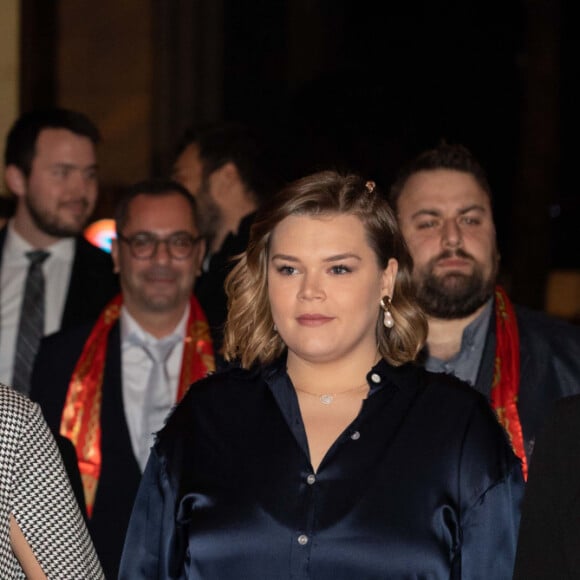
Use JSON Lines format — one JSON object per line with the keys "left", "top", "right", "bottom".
{"left": 117, "top": 232, "right": 203, "bottom": 260}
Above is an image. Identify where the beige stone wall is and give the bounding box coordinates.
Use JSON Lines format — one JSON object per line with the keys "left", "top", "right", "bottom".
{"left": 0, "top": 0, "right": 20, "bottom": 196}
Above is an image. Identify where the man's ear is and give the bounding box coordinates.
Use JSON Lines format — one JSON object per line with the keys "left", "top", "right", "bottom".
{"left": 381, "top": 258, "right": 398, "bottom": 299}
{"left": 211, "top": 162, "right": 240, "bottom": 197}
{"left": 217, "top": 161, "right": 239, "bottom": 185}
{"left": 4, "top": 165, "right": 27, "bottom": 197}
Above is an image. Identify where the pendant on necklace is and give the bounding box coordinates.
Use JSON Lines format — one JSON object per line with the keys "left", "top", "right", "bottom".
{"left": 320, "top": 394, "right": 334, "bottom": 405}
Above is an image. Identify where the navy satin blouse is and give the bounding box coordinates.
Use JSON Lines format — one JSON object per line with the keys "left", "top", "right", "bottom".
{"left": 119, "top": 359, "right": 523, "bottom": 579}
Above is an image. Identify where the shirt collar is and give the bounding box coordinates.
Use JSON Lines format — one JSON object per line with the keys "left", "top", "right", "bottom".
{"left": 5, "top": 219, "right": 75, "bottom": 261}
{"left": 263, "top": 356, "right": 402, "bottom": 398}
{"left": 423, "top": 298, "right": 493, "bottom": 385}
{"left": 120, "top": 302, "right": 190, "bottom": 346}
{"left": 458, "top": 298, "right": 493, "bottom": 351}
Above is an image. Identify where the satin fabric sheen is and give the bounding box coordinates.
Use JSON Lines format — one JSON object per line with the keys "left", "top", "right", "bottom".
{"left": 120, "top": 359, "right": 523, "bottom": 579}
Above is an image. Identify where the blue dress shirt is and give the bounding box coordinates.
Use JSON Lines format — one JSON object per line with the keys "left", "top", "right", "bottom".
{"left": 119, "top": 359, "right": 523, "bottom": 579}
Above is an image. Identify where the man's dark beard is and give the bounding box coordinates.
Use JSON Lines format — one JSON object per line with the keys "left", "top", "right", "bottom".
{"left": 26, "top": 196, "right": 89, "bottom": 238}
{"left": 196, "top": 179, "right": 222, "bottom": 239}
{"left": 415, "top": 250, "right": 496, "bottom": 319}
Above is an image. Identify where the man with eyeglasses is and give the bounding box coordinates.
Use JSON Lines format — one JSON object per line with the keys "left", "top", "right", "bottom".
{"left": 30, "top": 179, "right": 215, "bottom": 579}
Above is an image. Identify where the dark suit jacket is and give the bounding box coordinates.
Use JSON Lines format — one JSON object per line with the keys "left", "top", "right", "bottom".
{"left": 30, "top": 321, "right": 142, "bottom": 580}
{"left": 473, "top": 303, "right": 580, "bottom": 459}
{"left": 195, "top": 211, "right": 255, "bottom": 359}
{"left": 0, "top": 226, "right": 119, "bottom": 331}
{"left": 513, "top": 395, "right": 580, "bottom": 579}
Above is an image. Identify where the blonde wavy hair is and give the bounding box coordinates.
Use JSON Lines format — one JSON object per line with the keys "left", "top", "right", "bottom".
{"left": 224, "top": 171, "right": 427, "bottom": 369}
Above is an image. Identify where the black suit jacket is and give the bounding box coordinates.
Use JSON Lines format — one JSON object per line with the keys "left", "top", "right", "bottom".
{"left": 195, "top": 211, "right": 255, "bottom": 358}
{"left": 513, "top": 395, "right": 580, "bottom": 579}
{"left": 473, "top": 303, "right": 580, "bottom": 459}
{"left": 0, "top": 226, "right": 119, "bottom": 331}
{"left": 30, "top": 321, "right": 142, "bottom": 580}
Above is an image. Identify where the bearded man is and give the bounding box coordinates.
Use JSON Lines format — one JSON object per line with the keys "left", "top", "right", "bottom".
{"left": 172, "top": 122, "right": 268, "bottom": 357}
{"left": 0, "top": 108, "right": 118, "bottom": 393}
{"left": 390, "top": 143, "right": 580, "bottom": 477}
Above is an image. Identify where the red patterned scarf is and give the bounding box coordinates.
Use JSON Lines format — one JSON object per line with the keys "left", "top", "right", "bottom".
{"left": 490, "top": 285, "right": 527, "bottom": 479}
{"left": 60, "top": 294, "right": 215, "bottom": 515}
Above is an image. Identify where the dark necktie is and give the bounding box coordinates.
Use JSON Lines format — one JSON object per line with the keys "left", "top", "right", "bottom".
{"left": 12, "top": 250, "right": 50, "bottom": 394}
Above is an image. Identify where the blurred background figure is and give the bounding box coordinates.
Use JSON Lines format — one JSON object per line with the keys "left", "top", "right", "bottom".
{"left": 0, "top": 383, "right": 103, "bottom": 578}
{"left": 172, "top": 122, "right": 270, "bottom": 358}
{"left": 0, "top": 108, "right": 118, "bottom": 395}
{"left": 31, "top": 179, "right": 214, "bottom": 579}
{"left": 390, "top": 143, "right": 580, "bottom": 478}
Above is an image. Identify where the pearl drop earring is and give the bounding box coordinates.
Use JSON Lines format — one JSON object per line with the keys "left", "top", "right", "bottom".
{"left": 380, "top": 296, "right": 394, "bottom": 328}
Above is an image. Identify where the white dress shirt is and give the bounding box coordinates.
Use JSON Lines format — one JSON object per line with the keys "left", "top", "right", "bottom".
{"left": 0, "top": 222, "right": 74, "bottom": 385}
{"left": 120, "top": 304, "right": 189, "bottom": 471}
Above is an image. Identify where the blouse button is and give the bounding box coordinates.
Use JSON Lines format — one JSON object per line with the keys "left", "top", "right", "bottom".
{"left": 297, "top": 534, "right": 309, "bottom": 545}
{"left": 370, "top": 373, "right": 381, "bottom": 384}
{"left": 306, "top": 474, "right": 316, "bottom": 485}
{"left": 351, "top": 430, "right": 361, "bottom": 440}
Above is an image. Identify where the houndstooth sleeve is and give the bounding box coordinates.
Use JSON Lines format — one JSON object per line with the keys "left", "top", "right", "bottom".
{"left": 0, "top": 385, "right": 104, "bottom": 579}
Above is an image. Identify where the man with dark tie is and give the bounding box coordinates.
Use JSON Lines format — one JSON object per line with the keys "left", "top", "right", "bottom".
{"left": 0, "top": 108, "right": 118, "bottom": 394}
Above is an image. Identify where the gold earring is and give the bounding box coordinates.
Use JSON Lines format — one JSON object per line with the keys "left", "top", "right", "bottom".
{"left": 380, "top": 296, "right": 394, "bottom": 328}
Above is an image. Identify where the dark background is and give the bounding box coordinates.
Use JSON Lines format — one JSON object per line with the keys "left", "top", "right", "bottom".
{"left": 222, "top": 0, "right": 578, "bottom": 309}
{"left": 18, "top": 0, "right": 578, "bottom": 310}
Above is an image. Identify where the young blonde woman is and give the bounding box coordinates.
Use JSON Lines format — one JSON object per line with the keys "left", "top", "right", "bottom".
{"left": 120, "top": 171, "right": 523, "bottom": 579}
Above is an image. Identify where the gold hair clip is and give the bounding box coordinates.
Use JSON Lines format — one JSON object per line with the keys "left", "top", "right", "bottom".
{"left": 365, "top": 180, "right": 376, "bottom": 193}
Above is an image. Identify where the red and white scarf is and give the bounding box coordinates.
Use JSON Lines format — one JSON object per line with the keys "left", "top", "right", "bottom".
{"left": 60, "top": 294, "right": 215, "bottom": 515}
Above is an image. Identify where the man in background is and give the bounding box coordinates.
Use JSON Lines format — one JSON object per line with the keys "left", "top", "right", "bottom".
{"left": 31, "top": 179, "right": 214, "bottom": 579}
{"left": 172, "top": 122, "right": 268, "bottom": 356}
{"left": 0, "top": 108, "right": 118, "bottom": 393}
{"left": 390, "top": 142, "right": 580, "bottom": 477}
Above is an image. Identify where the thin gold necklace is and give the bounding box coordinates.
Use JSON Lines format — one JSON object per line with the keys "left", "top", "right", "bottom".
{"left": 293, "top": 381, "right": 369, "bottom": 405}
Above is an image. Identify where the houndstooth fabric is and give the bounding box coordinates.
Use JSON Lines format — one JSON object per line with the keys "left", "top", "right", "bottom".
{"left": 0, "top": 384, "right": 104, "bottom": 579}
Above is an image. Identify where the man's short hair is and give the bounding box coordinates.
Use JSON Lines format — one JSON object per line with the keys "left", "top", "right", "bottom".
{"left": 4, "top": 108, "right": 101, "bottom": 176}
{"left": 389, "top": 142, "right": 492, "bottom": 211}
{"left": 176, "top": 122, "right": 268, "bottom": 200}
{"left": 114, "top": 179, "right": 201, "bottom": 234}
